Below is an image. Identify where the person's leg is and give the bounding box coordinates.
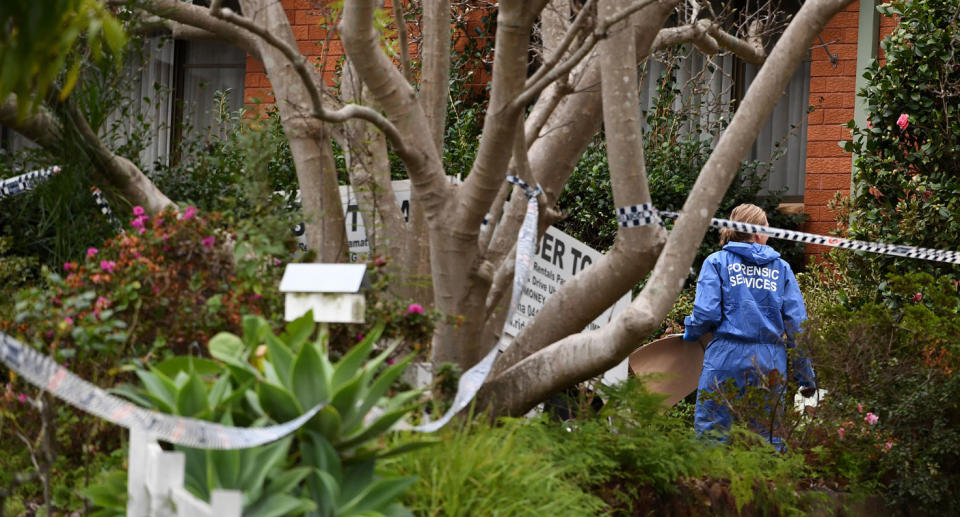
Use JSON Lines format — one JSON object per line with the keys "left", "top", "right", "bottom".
{"left": 694, "top": 341, "right": 735, "bottom": 441}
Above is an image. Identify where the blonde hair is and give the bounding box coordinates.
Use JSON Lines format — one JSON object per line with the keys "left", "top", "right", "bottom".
{"left": 720, "top": 203, "right": 768, "bottom": 246}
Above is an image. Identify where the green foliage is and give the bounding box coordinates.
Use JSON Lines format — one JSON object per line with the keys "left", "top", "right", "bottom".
{"left": 149, "top": 105, "right": 299, "bottom": 218}
{"left": 797, "top": 271, "right": 960, "bottom": 511}
{"left": 844, "top": 0, "right": 960, "bottom": 291}
{"left": 557, "top": 57, "right": 805, "bottom": 271}
{"left": 386, "top": 380, "right": 825, "bottom": 516}
{"left": 0, "top": 0, "right": 126, "bottom": 116}
{"left": 92, "top": 313, "right": 422, "bottom": 516}
{"left": 383, "top": 415, "right": 606, "bottom": 516}
{"left": 6, "top": 205, "right": 288, "bottom": 369}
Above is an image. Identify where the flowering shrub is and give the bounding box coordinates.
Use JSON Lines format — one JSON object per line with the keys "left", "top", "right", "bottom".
{"left": 4, "top": 206, "right": 287, "bottom": 376}
{"left": 351, "top": 256, "right": 441, "bottom": 358}
{"left": 797, "top": 271, "right": 960, "bottom": 511}
{"left": 842, "top": 0, "right": 960, "bottom": 289}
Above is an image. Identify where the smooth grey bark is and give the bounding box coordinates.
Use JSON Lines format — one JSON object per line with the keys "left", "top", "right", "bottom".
{"left": 480, "top": 0, "right": 856, "bottom": 416}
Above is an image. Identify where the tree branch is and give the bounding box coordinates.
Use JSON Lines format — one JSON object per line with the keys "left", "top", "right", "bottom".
{"left": 512, "top": 0, "right": 658, "bottom": 109}
{"left": 419, "top": 0, "right": 451, "bottom": 154}
{"left": 481, "top": 0, "right": 856, "bottom": 416}
{"left": 205, "top": 4, "right": 414, "bottom": 160}
{"left": 135, "top": 0, "right": 261, "bottom": 56}
{"left": 393, "top": 0, "right": 412, "bottom": 83}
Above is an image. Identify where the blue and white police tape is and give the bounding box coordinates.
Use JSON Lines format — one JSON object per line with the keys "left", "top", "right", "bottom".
{"left": 90, "top": 186, "right": 124, "bottom": 233}
{"left": 616, "top": 203, "right": 960, "bottom": 265}
{"left": 0, "top": 166, "right": 60, "bottom": 200}
{"left": 0, "top": 332, "right": 324, "bottom": 449}
{"left": 408, "top": 175, "right": 543, "bottom": 432}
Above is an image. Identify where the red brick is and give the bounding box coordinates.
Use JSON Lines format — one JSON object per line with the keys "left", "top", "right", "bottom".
{"left": 829, "top": 12, "right": 860, "bottom": 29}
{"left": 291, "top": 25, "right": 309, "bottom": 40}
{"left": 811, "top": 60, "right": 845, "bottom": 76}
{"left": 842, "top": 93, "right": 856, "bottom": 108}
{"left": 246, "top": 56, "right": 264, "bottom": 73}
{"left": 807, "top": 109, "right": 824, "bottom": 124}
{"left": 809, "top": 77, "right": 827, "bottom": 93}
{"left": 820, "top": 173, "right": 854, "bottom": 190}
{"left": 805, "top": 174, "right": 821, "bottom": 191}
{"left": 807, "top": 125, "right": 843, "bottom": 141}
{"left": 308, "top": 24, "right": 329, "bottom": 39}
{"left": 844, "top": 1, "right": 861, "bottom": 12}
{"left": 823, "top": 108, "right": 854, "bottom": 124}
{"left": 245, "top": 72, "right": 267, "bottom": 88}
{"left": 807, "top": 157, "right": 852, "bottom": 174}
{"left": 841, "top": 28, "right": 859, "bottom": 44}
{"left": 811, "top": 92, "right": 844, "bottom": 108}
{"left": 824, "top": 76, "right": 857, "bottom": 92}
{"left": 807, "top": 141, "right": 847, "bottom": 157}
{"left": 298, "top": 40, "right": 322, "bottom": 55}
{"left": 819, "top": 28, "right": 842, "bottom": 42}
{"left": 244, "top": 87, "right": 272, "bottom": 97}
{"left": 295, "top": 10, "right": 323, "bottom": 25}
{"left": 805, "top": 190, "right": 848, "bottom": 206}
{"left": 804, "top": 221, "right": 839, "bottom": 235}
{"left": 829, "top": 43, "right": 860, "bottom": 61}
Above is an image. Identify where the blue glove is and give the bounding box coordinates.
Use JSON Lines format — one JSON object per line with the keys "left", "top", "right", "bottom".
{"left": 682, "top": 328, "right": 695, "bottom": 342}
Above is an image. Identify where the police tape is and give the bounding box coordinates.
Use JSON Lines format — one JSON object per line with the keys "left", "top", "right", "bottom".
{"left": 0, "top": 332, "right": 324, "bottom": 449}
{"left": 0, "top": 166, "right": 60, "bottom": 200}
{"left": 408, "top": 175, "right": 543, "bottom": 432}
{"left": 616, "top": 204, "right": 960, "bottom": 266}
{"left": 90, "top": 186, "right": 124, "bottom": 233}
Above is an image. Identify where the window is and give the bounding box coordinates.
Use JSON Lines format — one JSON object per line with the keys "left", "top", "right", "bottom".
{"left": 640, "top": 49, "right": 810, "bottom": 200}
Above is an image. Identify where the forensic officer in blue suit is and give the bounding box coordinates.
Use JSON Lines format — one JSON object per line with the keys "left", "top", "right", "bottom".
{"left": 682, "top": 204, "right": 816, "bottom": 444}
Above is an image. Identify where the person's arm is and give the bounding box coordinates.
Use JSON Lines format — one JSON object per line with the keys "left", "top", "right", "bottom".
{"left": 683, "top": 257, "right": 722, "bottom": 342}
{"left": 782, "top": 263, "right": 816, "bottom": 390}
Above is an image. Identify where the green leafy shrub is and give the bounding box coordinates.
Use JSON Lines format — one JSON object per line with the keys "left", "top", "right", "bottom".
{"left": 796, "top": 271, "right": 960, "bottom": 511}
{"left": 383, "top": 415, "right": 606, "bottom": 516}
{"left": 843, "top": 0, "right": 960, "bottom": 291}
{"left": 386, "top": 380, "right": 827, "bottom": 516}
{"left": 6, "top": 205, "right": 289, "bottom": 369}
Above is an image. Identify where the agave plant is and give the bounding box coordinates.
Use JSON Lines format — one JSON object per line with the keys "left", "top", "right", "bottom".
{"left": 98, "top": 312, "right": 423, "bottom": 517}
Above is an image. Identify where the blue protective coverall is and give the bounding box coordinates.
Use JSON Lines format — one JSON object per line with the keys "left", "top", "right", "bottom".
{"left": 682, "top": 242, "right": 816, "bottom": 439}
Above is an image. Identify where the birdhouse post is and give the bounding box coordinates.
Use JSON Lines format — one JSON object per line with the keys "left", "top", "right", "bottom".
{"left": 279, "top": 264, "right": 369, "bottom": 324}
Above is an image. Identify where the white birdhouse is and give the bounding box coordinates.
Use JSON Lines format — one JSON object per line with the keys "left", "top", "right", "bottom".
{"left": 279, "top": 264, "right": 369, "bottom": 323}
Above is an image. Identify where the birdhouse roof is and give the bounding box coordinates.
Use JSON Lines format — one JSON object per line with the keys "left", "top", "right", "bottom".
{"left": 279, "top": 263, "right": 369, "bottom": 293}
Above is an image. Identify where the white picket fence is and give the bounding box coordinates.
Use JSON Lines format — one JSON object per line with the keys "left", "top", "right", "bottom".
{"left": 127, "top": 428, "right": 243, "bottom": 517}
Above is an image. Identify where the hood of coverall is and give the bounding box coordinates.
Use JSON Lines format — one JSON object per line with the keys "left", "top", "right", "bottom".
{"left": 722, "top": 242, "right": 781, "bottom": 265}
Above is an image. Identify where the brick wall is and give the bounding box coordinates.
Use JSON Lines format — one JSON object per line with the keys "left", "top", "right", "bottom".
{"left": 802, "top": 1, "right": 863, "bottom": 255}
{"left": 243, "top": 0, "right": 367, "bottom": 109}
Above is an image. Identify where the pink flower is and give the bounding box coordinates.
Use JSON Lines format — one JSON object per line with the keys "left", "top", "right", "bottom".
{"left": 87, "top": 247, "right": 98, "bottom": 258}
{"left": 17, "top": 394, "right": 27, "bottom": 404}
{"left": 357, "top": 333, "right": 365, "bottom": 342}
{"left": 183, "top": 205, "right": 198, "bottom": 220}
{"left": 865, "top": 412, "right": 879, "bottom": 425}
{"left": 100, "top": 260, "right": 116, "bottom": 273}
{"left": 386, "top": 357, "right": 395, "bottom": 365}
{"left": 913, "top": 292, "right": 923, "bottom": 302}
{"left": 132, "top": 206, "right": 145, "bottom": 216}
{"left": 63, "top": 262, "right": 72, "bottom": 271}
{"left": 202, "top": 236, "right": 216, "bottom": 248}
{"left": 885, "top": 441, "right": 893, "bottom": 451}
{"left": 250, "top": 293, "right": 262, "bottom": 301}
{"left": 897, "top": 113, "right": 909, "bottom": 130}
{"left": 407, "top": 303, "right": 424, "bottom": 315}
{"left": 866, "top": 120, "right": 872, "bottom": 129}
{"left": 130, "top": 215, "right": 149, "bottom": 231}
{"left": 273, "top": 258, "right": 282, "bottom": 266}
{"left": 837, "top": 427, "right": 846, "bottom": 439}
{"left": 95, "top": 296, "right": 110, "bottom": 308}
{"left": 857, "top": 403, "right": 863, "bottom": 413}
{"left": 375, "top": 256, "right": 387, "bottom": 267}
{"left": 64, "top": 316, "right": 74, "bottom": 325}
